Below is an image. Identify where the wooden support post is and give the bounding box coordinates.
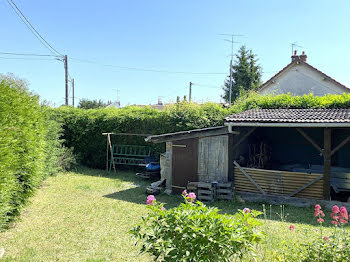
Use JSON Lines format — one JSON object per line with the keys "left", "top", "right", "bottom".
{"left": 232, "top": 127, "right": 257, "bottom": 152}
{"left": 323, "top": 128, "right": 331, "bottom": 200}
{"left": 108, "top": 134, "right": 117, "bottom": 173}
{"left": 296, "top": 128, "right": 323, "bottom": 154}
{"left": 330, "top": 134, "right": 350, "bottom": 157}
{"left": 106, "top": 135, "right": 109, "bottom": 171}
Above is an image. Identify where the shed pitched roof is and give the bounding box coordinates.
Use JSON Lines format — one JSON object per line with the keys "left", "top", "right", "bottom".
{"left": 225, "top": 109, "right": 350, "bottom": 127}
{"left": 146, "top": 126, "right": 239, "bottom": 143}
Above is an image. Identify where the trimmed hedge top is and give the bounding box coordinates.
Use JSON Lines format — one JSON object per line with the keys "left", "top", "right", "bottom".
{"left": 54, "top": 93, "right": 350, "bottom": 169}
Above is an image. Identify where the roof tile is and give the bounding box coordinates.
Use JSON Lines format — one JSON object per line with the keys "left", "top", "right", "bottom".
{"left": 225, "top": 109, "right": 350, "bottom": 123}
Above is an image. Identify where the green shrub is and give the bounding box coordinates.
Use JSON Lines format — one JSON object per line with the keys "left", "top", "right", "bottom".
{"left": 54, "top": 93, "right": 350, "bottom": 169}
{"left": 0, "top": 78, "right": 70, "bottom": 230}
{"left": 130, "top": 193, "right": 263, "bottom": 261}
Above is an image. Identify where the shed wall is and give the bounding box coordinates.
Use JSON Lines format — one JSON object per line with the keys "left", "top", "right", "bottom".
{"left": 198, "top": 135, "right": 229, "bottom": 182}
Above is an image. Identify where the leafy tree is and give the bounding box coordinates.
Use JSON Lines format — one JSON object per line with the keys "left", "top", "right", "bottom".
{"left": 223, "top": 45, "right": 262, "bottom": 103}
{"left": 77, "top": 99, "right": 109, "bottom": 109}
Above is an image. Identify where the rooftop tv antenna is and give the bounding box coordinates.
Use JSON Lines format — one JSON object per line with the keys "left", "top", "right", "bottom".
{"left": 291, "top": 42, "right": 303, "bottom": 55}
{"left": 220, "top": 33, "right": 244, "bottom": 106}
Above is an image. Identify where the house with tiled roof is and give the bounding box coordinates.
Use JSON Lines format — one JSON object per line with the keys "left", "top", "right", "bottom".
{"left": 258, "top": 51, "right": 350, "bottom": 96}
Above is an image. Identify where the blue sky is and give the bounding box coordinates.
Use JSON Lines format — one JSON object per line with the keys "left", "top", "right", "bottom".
{"left": 1, "top": 0, "right": 350, "bottom": 106}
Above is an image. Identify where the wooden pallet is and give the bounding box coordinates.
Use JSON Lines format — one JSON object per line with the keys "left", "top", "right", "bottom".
{"left": 216, "top": 182, "right": 233, "bottom": 200}
{"left": 197, "top": 182, "right": 216, "bottom": 202}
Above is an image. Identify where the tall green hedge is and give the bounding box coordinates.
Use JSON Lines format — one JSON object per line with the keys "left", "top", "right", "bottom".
{"left": 0, "top": 79, "right": 65, "bottom": 230}
{"left": 53, "top": 102, "right": 228, "bottom": 169}
{"left": 55, "top": 93, "right": 350, "bottom": 170}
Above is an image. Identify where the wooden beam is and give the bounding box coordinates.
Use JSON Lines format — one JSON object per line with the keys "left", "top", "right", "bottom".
{"left": 102, "top": 132, "right": 152, "bottom": 136}
{"left": 234, "top": 161, "right": 266, "bottom": 194}
{"left": 108, "top": 134, "right": 117, "bottom": 173}
{"left": 287, "top": 174, "right": 323, "bottom": 197}
{"left": 331, "top": 134, "right": 350, "bottom": 157}
{"left": 296, "top": 128, "right": 323, "bottom": 155}
{"left": 106, "top": 135, "right": 109, "bottom": 171}
{"left": 147, "top": 127, "right": 238, "bottom": 143}
{"left": 323, "top": 128, "right": 331, "bottom": 200}
{"left": 232, "top": 127, "right": 257, "bottom": 151}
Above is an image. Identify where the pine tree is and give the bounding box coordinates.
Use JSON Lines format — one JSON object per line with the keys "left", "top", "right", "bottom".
{"left": 223, "top": 45, "right": 262, "bottom": 103}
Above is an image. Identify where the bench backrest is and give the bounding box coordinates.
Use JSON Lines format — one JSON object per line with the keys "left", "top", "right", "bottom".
{"left": 112, "top": 145, "right": 151, "bottom": 157}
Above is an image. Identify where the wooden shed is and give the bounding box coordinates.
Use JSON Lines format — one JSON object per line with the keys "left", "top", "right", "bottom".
{"left": 146, "top": 126, "right": 239, "bottom": 193}
{"left": 147, "top": 109, "right": 350, "bottom": 201}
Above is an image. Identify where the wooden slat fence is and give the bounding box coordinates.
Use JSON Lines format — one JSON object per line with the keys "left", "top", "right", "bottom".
{"left": 234, "top": 167, "right": 324, "bottom": 199}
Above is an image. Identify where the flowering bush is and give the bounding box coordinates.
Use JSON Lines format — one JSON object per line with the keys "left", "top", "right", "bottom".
{"left": 130, "top": 193, "right": 263, "bottom": 261}
{"left": 284, "top": 204, "right": 350, "bottom": 262}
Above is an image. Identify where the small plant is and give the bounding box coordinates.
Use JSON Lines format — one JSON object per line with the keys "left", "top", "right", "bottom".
{"left": 130, "top": 192, "right": 264, "bottom": 262}
{"left": 276, "top": 205, "right": 289, "bottom": 222}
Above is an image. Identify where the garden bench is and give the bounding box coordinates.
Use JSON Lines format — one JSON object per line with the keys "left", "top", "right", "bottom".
{"left": 109, "top": 144, "right": 152, "bottom": 171}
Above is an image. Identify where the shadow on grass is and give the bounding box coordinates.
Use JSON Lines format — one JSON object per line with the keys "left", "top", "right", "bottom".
{"left": 73, "top": 165, "right": 149, "bottom": 184}
{"left": 103, "top": 187, "right": 182, "bottom": 208}
{"left": 74, "top": 166, "right": 336, "bottom": 228}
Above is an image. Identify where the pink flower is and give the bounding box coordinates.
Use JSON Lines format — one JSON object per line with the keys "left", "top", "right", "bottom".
{"left": 331, "top": 220, "right": 339, "bottom": 225}
{"left": 339, "top": 218, "right": 347, "bottom": 224}
{"left": 320, "top": 210, "right": 325, "bottom": 217}
{"left": 289, "top": 225, "right": 295, "bottom": 231}
{"left": 340, "top": 207, "right": 348, "bottom": 220}
{"left": 161, "top": 206, "right": 166, "bottom": 211}
{"left": 331, "top": 214, "right": 339, "bottom": 220}
{"left": 314, "top": 210, "right": 320, "bottom": 217}
{"left": 332, "top": 205, "right": 340, "bottom": 214}
{"left": 317, "top": 218, "right": 324, "bottom": 224}
{"left": 182, "top": 189, "right": 188, "bottom": 196}
{"left": 323, "top": 236, "right": 329, "bottom": 241}
{"left": 243, "top": 208, "right": 251, "bottom": 213}
{"left": 315, "top": 204, "right": 321, "bottom": 211}
{"left": 146, "top": 195, "right": 156, "bottom": 206}
{"left": 186, "top": 192, "right": 196, "bottom": 202}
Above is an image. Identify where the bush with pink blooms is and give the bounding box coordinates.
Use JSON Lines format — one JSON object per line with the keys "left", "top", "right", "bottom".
{"left": 130, "top": 192, "right": 263, "bottom": 262}
{"left": 282, "top": 204, "right": 350, "bottom": 262}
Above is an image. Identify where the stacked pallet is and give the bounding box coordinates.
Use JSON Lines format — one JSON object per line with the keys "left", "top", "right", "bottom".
{"left": 186, "top": 182, "right": 233, "bottom": 202}
{"left": 197, "top": 182, "right": 216, "bottom": 202}
{"left": 216, "top": 182, "right": 233, "bottom": 200}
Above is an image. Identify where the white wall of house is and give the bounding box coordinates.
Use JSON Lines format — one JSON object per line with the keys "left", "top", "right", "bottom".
{"left": 259, "top": 63, "right": 349, "bottom": 96}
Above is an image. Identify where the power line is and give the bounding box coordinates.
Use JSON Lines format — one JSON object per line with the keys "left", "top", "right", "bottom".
{"left": 193, "top": 83, "right": 222, "bottom": 89}
{"left": 0, "top": 56, "right": 55, "bottom": 61}
{"left": 0, "top": 51, "right": 56, "bottom": 57}
{"left": 70, "top": 57, "right": 226, "bottom": 75}
{"left": 6, "top": 0, "right": 63, "bottom": 57}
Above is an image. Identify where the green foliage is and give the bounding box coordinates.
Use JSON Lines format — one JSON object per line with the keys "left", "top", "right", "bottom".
{"left": 130, "top": 197, "right": 263, "bottom": 261}
{"left": 230, "top": 92, "right": 350, "bottom": 112}
{"left": 55, "top": 93, "right": 350, "bottom": 169}
{"left": 223, "top": 45, "right": 262, "bottom": 103}
{"left": 0, "top": 78, "right": 70, "bottom": 230}
{"left": 78, "top": 98, "right": 110, "bottom": 109}
{"left": 53, "top": 102, "right": 229, "bottom": 169}
{"left": 279, "top": 229, "right": 350, "bottom": 262}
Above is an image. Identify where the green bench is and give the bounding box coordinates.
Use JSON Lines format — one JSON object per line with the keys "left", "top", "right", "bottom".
{"left": 109, "top": 144, "right": 152, "bottom": 171}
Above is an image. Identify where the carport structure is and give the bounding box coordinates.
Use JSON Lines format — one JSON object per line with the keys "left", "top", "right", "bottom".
{"left": 225, "top": 108, "right": 350, "bottom": 200}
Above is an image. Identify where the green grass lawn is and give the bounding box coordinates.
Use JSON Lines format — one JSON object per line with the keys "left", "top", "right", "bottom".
{"left": 0, "top": 167, "right": 347, "bottom": 261}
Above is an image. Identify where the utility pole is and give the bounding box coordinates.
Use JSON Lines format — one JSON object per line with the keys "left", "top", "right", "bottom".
{"left": 189, "top": 82, "right": 193, "bottom": 102}
{"left": 64, "top": 55, "right": 69, "bottom": 106}
{"left": 220, "top": 33, "right": 243, "bottom": 106}
{"left": 72, "top": 78, "right": 75, "bottom": 107}
{"left": 229, "top": 58, "right": 232, "bottom": 106}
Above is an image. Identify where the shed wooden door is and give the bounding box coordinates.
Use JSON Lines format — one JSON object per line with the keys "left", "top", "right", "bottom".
{"left": 172, "top": 139, "right": 198, "bottom": 191}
